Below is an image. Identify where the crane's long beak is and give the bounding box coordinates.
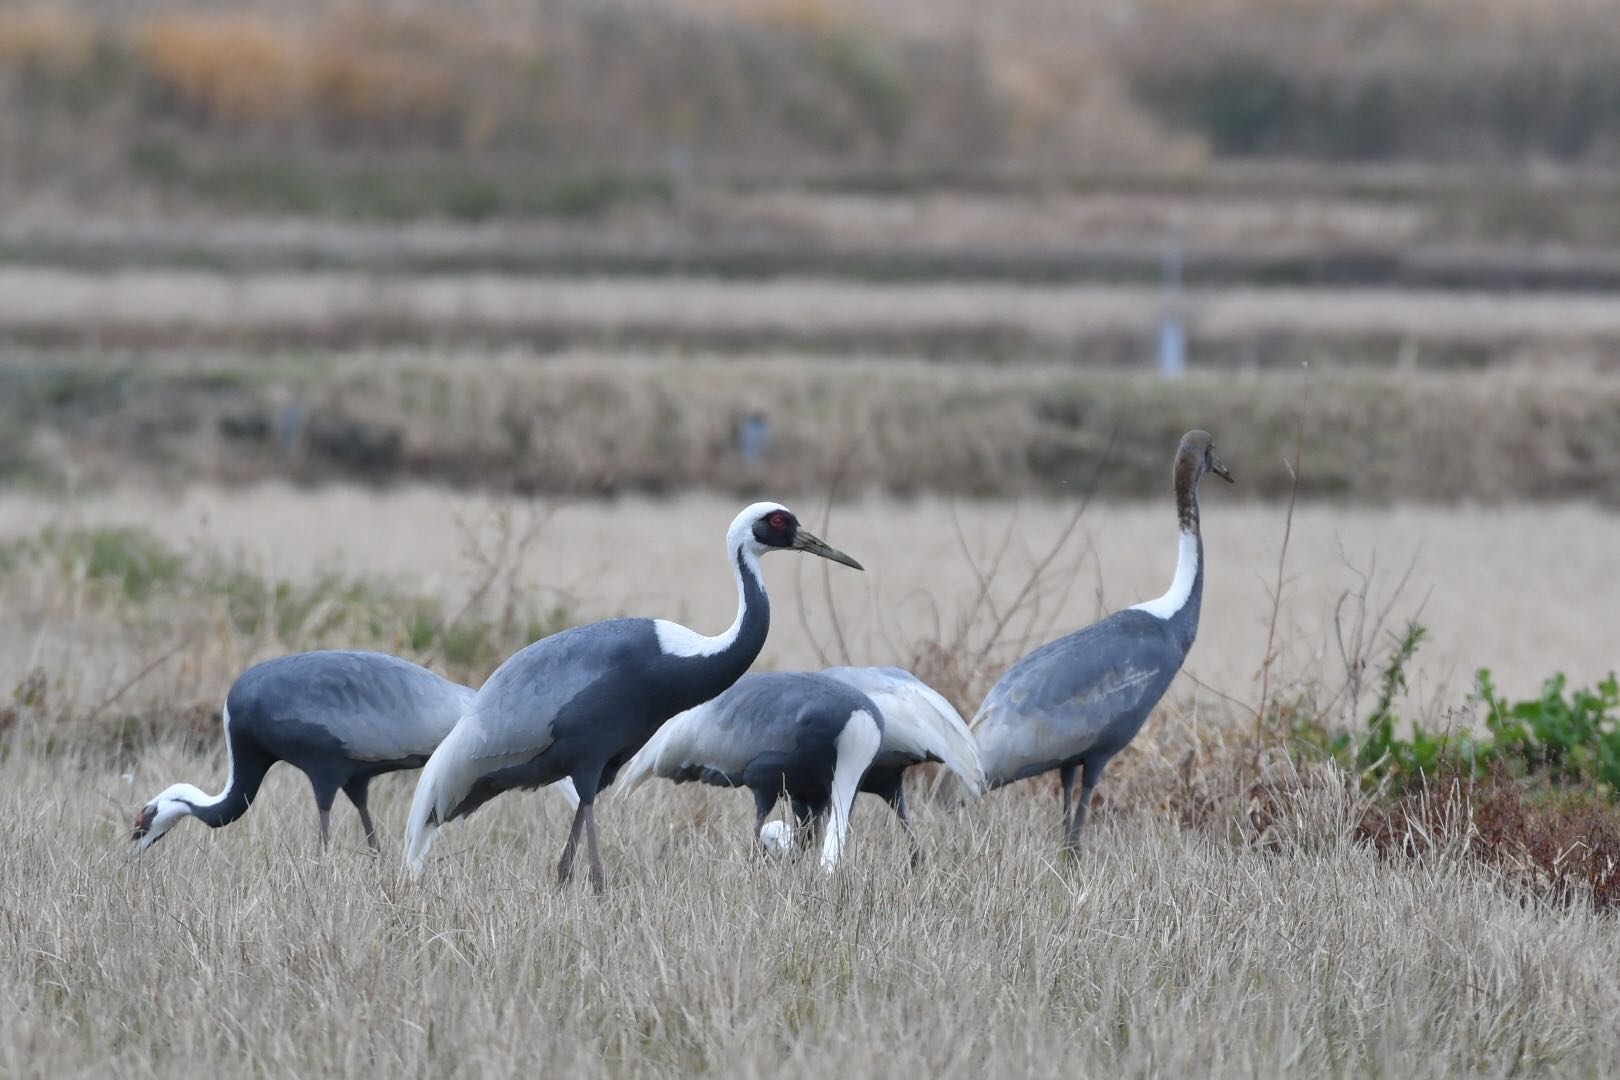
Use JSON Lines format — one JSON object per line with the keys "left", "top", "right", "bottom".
{"left": 1210, "top": 453, "right": 1234, "bottom": 483}
{"left": 792, "top": 530, "right": 864, "bottom": 570}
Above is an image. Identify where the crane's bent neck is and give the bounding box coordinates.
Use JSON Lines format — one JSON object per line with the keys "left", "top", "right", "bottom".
{"left": 182, "top": 706, "right": 270, "bottom": 827}
{"left": 653, "top": 540, "right": 770, "bottom": 671}
{"left": 1129, "top": 454, "right": 1205, "bottom": 643}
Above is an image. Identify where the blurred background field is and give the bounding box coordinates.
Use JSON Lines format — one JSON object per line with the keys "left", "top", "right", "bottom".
{"left": 4, "top": 3, "right": 1620, "bottom": 1073}
{"left": 4, "top": 0, "right": 1620, "bottom": 502}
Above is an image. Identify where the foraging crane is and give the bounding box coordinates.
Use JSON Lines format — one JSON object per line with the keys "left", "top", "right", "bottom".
{"left": 131, "top": 650, "right": 474, "bottom": 852}
{"left": 619, "top": 666, "right": 985, "bottom": 865}
{"left": 619, "top": 672, "right": 884, "bottom": 869}
{"left": 403, "top": 502, "right": 862, "bottom": 890}
{"left": 972, "top": 430, "right": 1233, "bottom": 850}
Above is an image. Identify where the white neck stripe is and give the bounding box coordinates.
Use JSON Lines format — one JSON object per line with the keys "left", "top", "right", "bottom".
{"left": 192, "top": 703, "right": 236, "bottom": 807}
{"left": 654, "top": 542, "right": 763, "bottom": 658}
{"left": 1130, "top": 530, "right": 1199, "bottom": 620}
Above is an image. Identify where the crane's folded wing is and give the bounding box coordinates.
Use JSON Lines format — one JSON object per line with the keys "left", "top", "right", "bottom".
{"left": 972, "top": 612, "right": 1180, "bottom": 784}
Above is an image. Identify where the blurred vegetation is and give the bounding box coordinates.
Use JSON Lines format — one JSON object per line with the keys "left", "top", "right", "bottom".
{"left": 1285, "top": 618, "right": 1620, "bottom": 801}
{"left": 3, "top": 0, "right": 1620, "bottom": 218}
{"left": 0, "top": 523, "right": 568, "bottom": 679}
{"left": 6, "top": 355, "right": 1620, "bottom": 505}
{"left": 1121, "top": 0, "right": 1620, "bottom": 162}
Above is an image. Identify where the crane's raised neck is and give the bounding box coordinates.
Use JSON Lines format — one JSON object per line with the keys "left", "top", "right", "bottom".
{"left": 1130, "top": 446, "right": 1205, "bottom": 631}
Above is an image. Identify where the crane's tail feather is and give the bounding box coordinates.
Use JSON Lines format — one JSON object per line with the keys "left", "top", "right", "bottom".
{"left": 904, "top": 683, "right": 988, "bottom": 801}
{"left": 404, "top": 727, "right": 472, "bottom": 877}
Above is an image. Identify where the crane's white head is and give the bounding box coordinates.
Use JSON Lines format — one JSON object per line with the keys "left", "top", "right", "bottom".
{"left": 728, "top": 502, "right": 864, "bottom": 570}
{"left": 131, "top": 784, "right": 207, "bottom": 852}
{"left": 759, "top": 819, "right": 796, "bottom": 858}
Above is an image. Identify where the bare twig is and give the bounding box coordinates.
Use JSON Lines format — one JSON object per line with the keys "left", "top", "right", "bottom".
{"left": 1254, "top": 377, "right": 1309, "bottom": 758}
{"left": 82, "top": 640, "right": 191, "bottom": 728}
{"left": 797, "top": 425, "right": 869, "bottom": 667}
{"left": 968, "top": 422, "right": 1118, "bottom": 676}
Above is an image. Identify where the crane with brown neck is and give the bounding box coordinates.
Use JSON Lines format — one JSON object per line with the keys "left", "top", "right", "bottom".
{"left": 971, "top": 430, "right": 1233, "bottom": 851}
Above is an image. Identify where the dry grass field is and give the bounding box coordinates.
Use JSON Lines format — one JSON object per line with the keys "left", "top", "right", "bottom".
{"left": 5, "top": 742, "right": 1620, "bottom": 1077}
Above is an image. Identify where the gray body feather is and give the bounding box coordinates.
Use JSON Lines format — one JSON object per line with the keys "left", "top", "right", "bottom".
{"left": 973, "top": 607, "right": 1191, "bottom": 787}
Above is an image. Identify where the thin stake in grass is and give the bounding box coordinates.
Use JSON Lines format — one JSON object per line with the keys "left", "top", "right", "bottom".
{"left": 1254, "top": 377, "right": 1308, "bottom": 759}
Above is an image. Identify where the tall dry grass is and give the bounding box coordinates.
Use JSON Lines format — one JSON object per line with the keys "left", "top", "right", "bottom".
{"left": 4, "top": 736, "right": 1618, "bottom": 1076}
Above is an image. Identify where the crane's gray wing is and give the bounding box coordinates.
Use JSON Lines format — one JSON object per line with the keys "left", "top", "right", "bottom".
{"left": 972, "top": 611, "right": 1183, "bottom": 786}
{"left": 411, "top": 620, "right": 654, "bottom": 834}
{"left": 234, "top": 650, "right": 473, "bottom": 763}
{"left": 452, "top": 620, "right": 652, "bottom": 772}
{"left": 821, "top": 666, "right": 986, "bottom": 797}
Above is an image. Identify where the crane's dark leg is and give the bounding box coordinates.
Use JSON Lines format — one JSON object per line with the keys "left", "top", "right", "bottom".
{"left": 882, "top": 782, "right": 922, "bottom": 869}
{"left": 557, "top": 800, "right": 589, "bottom": 884}
{"left": 752, "top": 786, "right": 779, "bottom": 854}
{"left": 1065, "top": 761, "right": 1100, "bottom": 854}
{"left": 312, "top": 778, "right": 341, "bottom": 850}
{"left": 342, "top": 777, "right": 379, "bottom": 852}
{"left": 789, "top": 797, "right": 820, "bottom": 858}
{"left": 1058, "top": 764, "right": 1078, "bottom": 850}
{"left": 582, "top": 804, "right": 605, "bottom": 893}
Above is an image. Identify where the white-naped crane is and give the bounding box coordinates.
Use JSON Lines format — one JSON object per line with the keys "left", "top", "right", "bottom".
{"left": 402, "top": 502, "right": 862, "bottom": 890}
{"left": 972, "top": 430, "right": 1233, "bottom": 851}
{"left": 131, "top": 650, "right": 475, "bottom": 853}
{"left": 617, "top": 665, "right": 985, "bottom": 866}
{"left": 619, "top": 671, "right": 883, "bottom": 870}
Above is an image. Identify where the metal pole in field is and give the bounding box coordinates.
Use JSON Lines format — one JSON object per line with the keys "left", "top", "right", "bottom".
{"left": 1158, "top": 221, "right": 1187, "bottom": 379}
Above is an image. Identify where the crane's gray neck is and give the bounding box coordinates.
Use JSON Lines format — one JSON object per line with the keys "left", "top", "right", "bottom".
{"left": 178, "top": 716, "right": 271, "bottom": 827}
{"left": 653, "top": 544, "right": 771, "bottom": 709}
{"left": 183, "top": 750, "right": 270, "bottom": 828}
{"left": 1130, "top": 457, "right": 1204, "bottom": 650}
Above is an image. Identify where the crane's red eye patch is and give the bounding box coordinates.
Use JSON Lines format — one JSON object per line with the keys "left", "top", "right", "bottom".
{"left": 768, "top": 512, "right": 789, "bottom": 530}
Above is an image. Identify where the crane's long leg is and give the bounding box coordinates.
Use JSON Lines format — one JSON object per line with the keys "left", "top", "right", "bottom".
{"left": 752, "top": 786, "right": 779, "bottom": 854}
{"left": 1064, "top": 763, "right": 1098, "bottom": 855}
{"left": 583, "top": 804, "right": 605, "bottom": 893}
{"left": 1058, "top": 764, "right": 1078, "bottom": 848}
{"left": 343, "top": 777, "right": 379, "bottom": 852}
{"left": 884, "top": 784, "right": 922, "bottom": 869}
{"left": 557, "top": 801, "right": 589, "bottom": 884}
{"left": 313, "top": 780, "right": 339, "bottom": 851}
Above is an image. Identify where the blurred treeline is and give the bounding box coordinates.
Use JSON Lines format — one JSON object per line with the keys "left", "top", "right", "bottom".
{"left": 2, "top": 0, "right": 1618, "bottom": 218}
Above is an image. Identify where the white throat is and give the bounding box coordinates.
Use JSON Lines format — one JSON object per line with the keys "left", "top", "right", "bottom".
{"left": 197, "top": 703, "right": 237, "bottom": 806}
{"left": 654, "top": 534, "right": 766, "bottom": 658}
{"left": 1131, "top": 529, "right": 1199, "bottom": 620}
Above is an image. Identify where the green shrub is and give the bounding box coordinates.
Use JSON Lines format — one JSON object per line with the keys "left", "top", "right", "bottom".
{"left": 1295, "top": 617, "right": 1620, "bottom": 800}
{"left": 1479, "top": 669, "right": 1620, "bottom": 798}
